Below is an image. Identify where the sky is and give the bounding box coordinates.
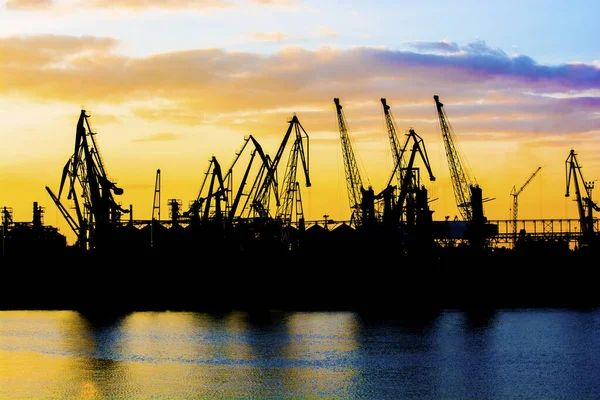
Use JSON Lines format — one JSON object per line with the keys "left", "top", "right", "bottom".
{"left": 1, "top": 0, "right": 599, "bottom": 245}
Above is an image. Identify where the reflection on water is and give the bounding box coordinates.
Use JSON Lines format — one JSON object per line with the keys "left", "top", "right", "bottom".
{"left": 0, "top": 310, "right": 121, "bottom": 399}
{"left": 1, "top": 309, "right": 599, "bottom": 399}
{"left": 281, "top": 312, "right": 360, "bottom": 397}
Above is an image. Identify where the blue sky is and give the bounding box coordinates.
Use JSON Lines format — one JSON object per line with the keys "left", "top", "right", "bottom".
{"left": 2, "top": 0, "right": 598, "bottom": 64}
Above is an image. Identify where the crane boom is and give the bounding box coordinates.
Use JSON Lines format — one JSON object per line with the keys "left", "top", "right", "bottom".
{"left": 334, "top": 98, "right": 365, "bottom": 227}
{"left": 433, "top": 95, "right": 473, "bottom": 221}
{"left": 381, "top": 98, "right": 407, "bottom": 189}
{"left": 251, "top": 116, "right": 300, "bottom": 218}
{"left": 229, "top": 136, "right": 273, "bottom": 221}
{"left": 511, "top": 166, "right": 541, "bottom": 241}
{"left": 45, "top": 186, "right": 80, "bottom": 239}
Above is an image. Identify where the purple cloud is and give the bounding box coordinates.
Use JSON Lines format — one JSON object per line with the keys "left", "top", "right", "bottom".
{"left": 371, "top": 41, "right": 600, "bottom": 91}
{"left": 407, "top": 40, "right": 460, "bottom": 54}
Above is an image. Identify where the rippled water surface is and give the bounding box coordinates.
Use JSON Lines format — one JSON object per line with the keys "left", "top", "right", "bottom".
{"left": 1, "top": 309, "right": 599, "bottom": 399}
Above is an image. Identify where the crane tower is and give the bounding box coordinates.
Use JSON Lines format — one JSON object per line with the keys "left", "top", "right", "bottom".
{"left": 565, "top": 149, "right": 599, "bottom": 249}
{"left": 433, "top": 95, "right": 493, "bottom": 248}
{"left": 334, "top": 98, "right": 374, "bottom": 228}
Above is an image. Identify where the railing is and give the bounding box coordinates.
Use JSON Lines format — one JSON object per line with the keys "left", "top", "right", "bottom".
{"left": 487, "top": 218, "right": 598, "bottom": 244}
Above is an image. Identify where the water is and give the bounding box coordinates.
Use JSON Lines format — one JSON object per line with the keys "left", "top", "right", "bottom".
{"left": 1, "top": 309, "right": 599, "bottom": 399}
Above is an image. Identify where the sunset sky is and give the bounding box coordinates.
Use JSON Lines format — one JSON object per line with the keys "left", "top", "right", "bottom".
{"left": 1, "top": 0, "right": 599, "bottom": 245}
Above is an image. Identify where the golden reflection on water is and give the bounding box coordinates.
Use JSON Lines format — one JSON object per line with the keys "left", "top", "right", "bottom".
{"left": 0, "top": 310, "right": 362, "bottom": 399}
{"left": 282, "top": 312, "right": 361, "bottom": 397}
{"left": 115, "top": 311, "right": 260, "bottom": 398}
{"left": 0, "top": 310, "right": 108, "bottom": 399}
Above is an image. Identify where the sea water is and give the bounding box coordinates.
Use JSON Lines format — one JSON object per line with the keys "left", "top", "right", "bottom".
{"left": 1, "top": 308, "right": 599, "bottom": 399}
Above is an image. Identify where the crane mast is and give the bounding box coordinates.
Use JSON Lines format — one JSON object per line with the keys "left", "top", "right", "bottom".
{"left": 511, "top": 166, "right": 541, "bottom": 243}
{"left": 565, "top": 149, "right": 599, "bottom": 240}
{"left": 48, "top": 109, "right": 128, "bottom": 251}
{"left": 152, "top": 169, "right": 161, "bottom": 222}
{"left": 396, "top": 129, "right": 436, "bottom": 215}
{"left": 334, "top": 98, "right": 366, "bottom": 227}
{"left": 433, "top": 95, "right": 474, "bottom": 222}
{"left": 275, "top": 114, "right": 310, "bottom": 227}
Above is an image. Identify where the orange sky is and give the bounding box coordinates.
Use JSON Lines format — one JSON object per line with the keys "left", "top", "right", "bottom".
{"left": 1, "top": 1, "right": 599, "bottom": 245}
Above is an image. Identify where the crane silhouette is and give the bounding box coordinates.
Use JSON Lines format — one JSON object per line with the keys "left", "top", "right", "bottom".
{"left": 510, "top": 166, "right": 542, "bottom": 245}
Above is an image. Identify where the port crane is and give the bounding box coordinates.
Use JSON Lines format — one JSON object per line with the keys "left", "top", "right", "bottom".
{"left": 274, "top": 114, "right": 310, "bottom": 227}
{"left": 394, "top": 129, "right": 436, "bottom": 229}
{"left": 247, "top": 115, "right": 307, "bottom": 220}
{"left": 186, "top": 156, "right": 227, "bottom": 227}
{"left": 565, "top": 149, "right": 599, "bottom": 248}
{"left": 46, "top": 109, "right": 129, "bottom": 251}
{"left": 433, "top": 95, "right": 493, "bottom": 248}
{"left": 226, "top": 135, "right": 272, "bottom": 227}
{"left": 511, "top": 166, "right": 542, "bottom": 244}
{"left": 380, "top": 99, "right": 435, "bottom": 229}
{"left": 334, "top": 98, "right": 375, "bottom": 228}
{"left": 182, "top": 134, "right": 273, "bottom": 233}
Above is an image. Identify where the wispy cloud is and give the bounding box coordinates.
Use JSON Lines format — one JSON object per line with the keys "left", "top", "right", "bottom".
{"left": 249, "top": 31, "right": 287, "bottom": 43}
{"left": 132, "top": 132, "right": 181, "bottom": 142}
{"left": 83, "top": 0, "right": 234, "bottom": 10}
{"left": 250, "top": 0, "right": 297, "bottom": 5}
{"left": 318, "top": 27, "right": 338, "bottom": 38}
{"left": 5, "top": 0, "right": 296, "bottom": 11}
{"left": 405, "top": 40, "right": 460, "bottom": 54}
{"left": 6, "top": 0, "right": 53, "bottom": 10}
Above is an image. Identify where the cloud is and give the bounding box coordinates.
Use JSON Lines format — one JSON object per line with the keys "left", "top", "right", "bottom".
{"left": 318, "top": 27, "right": 338, "bottom": 39}
{"left": 250, "top": 0, "right": 297, "bottom": 5}
{"left": 249, "top": 31, "right": 287, "bottom": 43}
{"left": 3, "top": 36, "right": 599, "bottom": 101}
{"left": 406, "top": 40, "right": 460, "bottom": 54}
{"left": 5, "top": 0, "right": 296, "bottom": 11}
{"left": 132, "top": 133, "right": 181, "bottom": 142}
{"left": 1, "top": 35, "right": 598, "bottom": 141}
{"left": 6, "top": 0, "right": 53, "bottom": 10}
{"left": 83, "top": 0, "right": 234, "bottom": 10}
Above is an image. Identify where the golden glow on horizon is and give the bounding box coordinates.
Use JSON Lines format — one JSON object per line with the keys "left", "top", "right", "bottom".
{"left": 0, "top": 33, "right": 598, "bottom": 245}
